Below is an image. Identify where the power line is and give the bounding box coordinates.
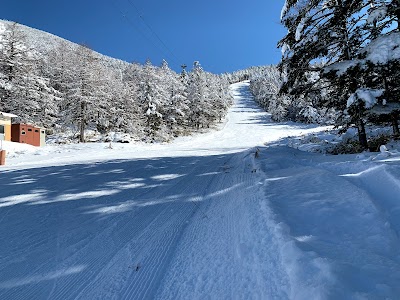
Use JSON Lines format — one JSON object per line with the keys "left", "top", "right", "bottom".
{"left": 111, "top": 1, "right": 167, "bottom": 60}
{"left": 111, "top": 0, "right": 182, "bottom": 68}
{"left": 126, "top": 0, "right": 182, "bottom": 66}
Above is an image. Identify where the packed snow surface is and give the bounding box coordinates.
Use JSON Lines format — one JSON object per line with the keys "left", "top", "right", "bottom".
{"left": 1, "top": 82, "right": 400, "bottom": 299}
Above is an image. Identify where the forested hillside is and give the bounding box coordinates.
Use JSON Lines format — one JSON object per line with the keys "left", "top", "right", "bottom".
{"left": 0, "top": 20, "right": 232, "bottom": 143}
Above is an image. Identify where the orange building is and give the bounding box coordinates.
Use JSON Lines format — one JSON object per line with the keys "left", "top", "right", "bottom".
{"left": 11, "top": 124, "right": 46, "bottom": 147}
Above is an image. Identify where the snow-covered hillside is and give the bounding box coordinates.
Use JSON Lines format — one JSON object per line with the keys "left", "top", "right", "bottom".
{"left": 1, "top": 82, "right": 400, "bottom": 299}
{"left": 0, "top": 19, "right": 128, "bottom": 69}
{"left": 0, "top": 20, "right": 231, "bottom": 143}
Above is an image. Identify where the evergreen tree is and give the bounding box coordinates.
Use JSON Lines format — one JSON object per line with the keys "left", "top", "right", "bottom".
{"left": 159, "top": 60, "right": 190, "bottom": 136}
{"left": 279, "top": 0, "right": 374, "bottom": 148}
{"left": 64, "top": 45, "right": 109, "bottom": 142}
{"left": 120, "top": 62, "right": 144, "bottom": 138}
{"left": 138, "top": 61, "right": 164, "bottom": 141}
{"left": 0, "top": 20, "right": 232, "bottom": 143}
{"left": 187, "top": 61, "right": 211, "bottom": 129}
{"left": 0, "top": 22, "right": 59, "bottom": 127}
{"left": 361, "top": 0, "right": 400, "bottom": 136}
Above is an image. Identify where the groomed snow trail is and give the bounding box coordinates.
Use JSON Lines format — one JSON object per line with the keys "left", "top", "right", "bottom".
{"left": 154, "top": 152, "right": 291, "bottom": 299}
{"left": 2, "top": 82, "right": 399, "bottom": 299}
{"left": 1, "top": 82, "right": 317, "bottom": 300}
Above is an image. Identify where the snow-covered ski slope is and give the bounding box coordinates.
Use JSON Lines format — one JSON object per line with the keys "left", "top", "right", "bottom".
{"left": 1, "top": 82, "right": 400, "bottom": 299}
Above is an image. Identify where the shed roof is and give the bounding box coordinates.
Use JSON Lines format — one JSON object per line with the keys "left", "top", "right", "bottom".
{"left": 13, "top": 123, "right": 45, "bottom": 129}
{"left": 0, "top": 112, "right": 18, "bottom": 118}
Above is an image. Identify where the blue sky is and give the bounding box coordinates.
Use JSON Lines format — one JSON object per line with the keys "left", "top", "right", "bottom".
{"left": 2, "top": 0, "right": 286, "bottom": 73}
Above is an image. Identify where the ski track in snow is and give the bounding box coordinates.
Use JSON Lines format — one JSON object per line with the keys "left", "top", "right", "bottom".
{"left": 154, "top": 152, "right": 291, "bottom": 300}
{"left": 1, "top": 82, "right": 400, "bottom": 299}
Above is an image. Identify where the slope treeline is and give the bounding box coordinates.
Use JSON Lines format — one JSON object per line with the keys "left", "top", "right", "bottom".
{"left": 225, "top": 65, "right": 337, "bottom": 124}
{"left": 0, "top": 21, "right": 232, "bottom": 142}
{"left": 247, "top": 0, "right": 400, "bottom": 150}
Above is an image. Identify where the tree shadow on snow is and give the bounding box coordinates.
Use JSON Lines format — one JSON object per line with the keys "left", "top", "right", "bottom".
{"left": 0, "top": 152, "right": 247, "bottom": 299}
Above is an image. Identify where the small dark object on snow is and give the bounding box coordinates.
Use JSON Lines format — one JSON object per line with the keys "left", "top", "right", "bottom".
{"left": 255, "top": 148, "right": 260, "bottom": 158}
{"left": 128, "top": 263, "right": 141, "bottom": 271}
{"left": 251, "top": 169, "right": 257, "bottom": 173}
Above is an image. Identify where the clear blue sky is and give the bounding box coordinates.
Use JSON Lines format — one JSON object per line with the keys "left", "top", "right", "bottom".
{"left": 2, "top": 0, "right": 286, "bottom": 73}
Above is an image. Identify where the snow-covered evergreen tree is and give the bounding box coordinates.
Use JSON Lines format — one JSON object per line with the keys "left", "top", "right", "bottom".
{"left": 138, "top": 60, "right": 165, "bottom": 141}
{"left": 0, "top": 22, "right": 59, "bottom": 127}
{"left": 205, "top": 73, "right": 232, "bottom": 123}
{"left": 0, "top": 20, "right": 232, "bottom": 143}
{"left": 186, "top": 61, "right": 212, "bottom": 129}
{"left": 160, "top": 61, "right": 190, "bottom": 137}
{"left": 63, "top": 45, "right": 110, "bottom": 142}
{"left": 120, "top": 62, "right": 144, "bottom": 138}
{"left": 278, "top": 0, "right": 398, "bottom": 148}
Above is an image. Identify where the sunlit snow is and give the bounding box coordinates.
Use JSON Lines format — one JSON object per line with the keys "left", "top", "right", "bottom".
{"left": 1, "top": 82, "right": 399, "bottom": 299}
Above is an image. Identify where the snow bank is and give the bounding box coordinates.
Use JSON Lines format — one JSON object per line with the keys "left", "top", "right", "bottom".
{"left": 256, "top": 146, "right": 400, "bottom": 298}
{"left": 0, "top": 141, "right": 39, "bottom": 157}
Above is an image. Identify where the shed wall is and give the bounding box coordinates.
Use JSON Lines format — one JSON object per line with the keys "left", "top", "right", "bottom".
{"left": 11, "top": 124, "right": 43, "bottom": 146}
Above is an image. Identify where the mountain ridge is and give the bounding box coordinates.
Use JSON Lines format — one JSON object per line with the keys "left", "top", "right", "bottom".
{"left": 0, "top": 19, "right": 129, "bottom": 70}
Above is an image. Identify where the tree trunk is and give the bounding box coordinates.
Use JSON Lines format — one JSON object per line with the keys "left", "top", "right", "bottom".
{"left": 391, "top": 111, "right": 400, "bottom": 138}
{"left": 357, "top": 117, "right": 368, "bottom": 150}
{"left": 395, "top": 3, "right": 400, "bottom": 31}
{"left": 80, "top": 121, "right": 85, "bottom": 143}
{"left": 80, "top": 101, "right": 86, "bottom": 143}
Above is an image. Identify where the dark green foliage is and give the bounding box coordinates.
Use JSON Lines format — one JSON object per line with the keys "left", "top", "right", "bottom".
{"left": 278, "top": 0, "right": 400, "bottom": 150}
{"left": 368, "top": 134, "right": 391, "bottom": 152}
{"left": 327, "top": 139, "right": 366, "bottom": 155}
